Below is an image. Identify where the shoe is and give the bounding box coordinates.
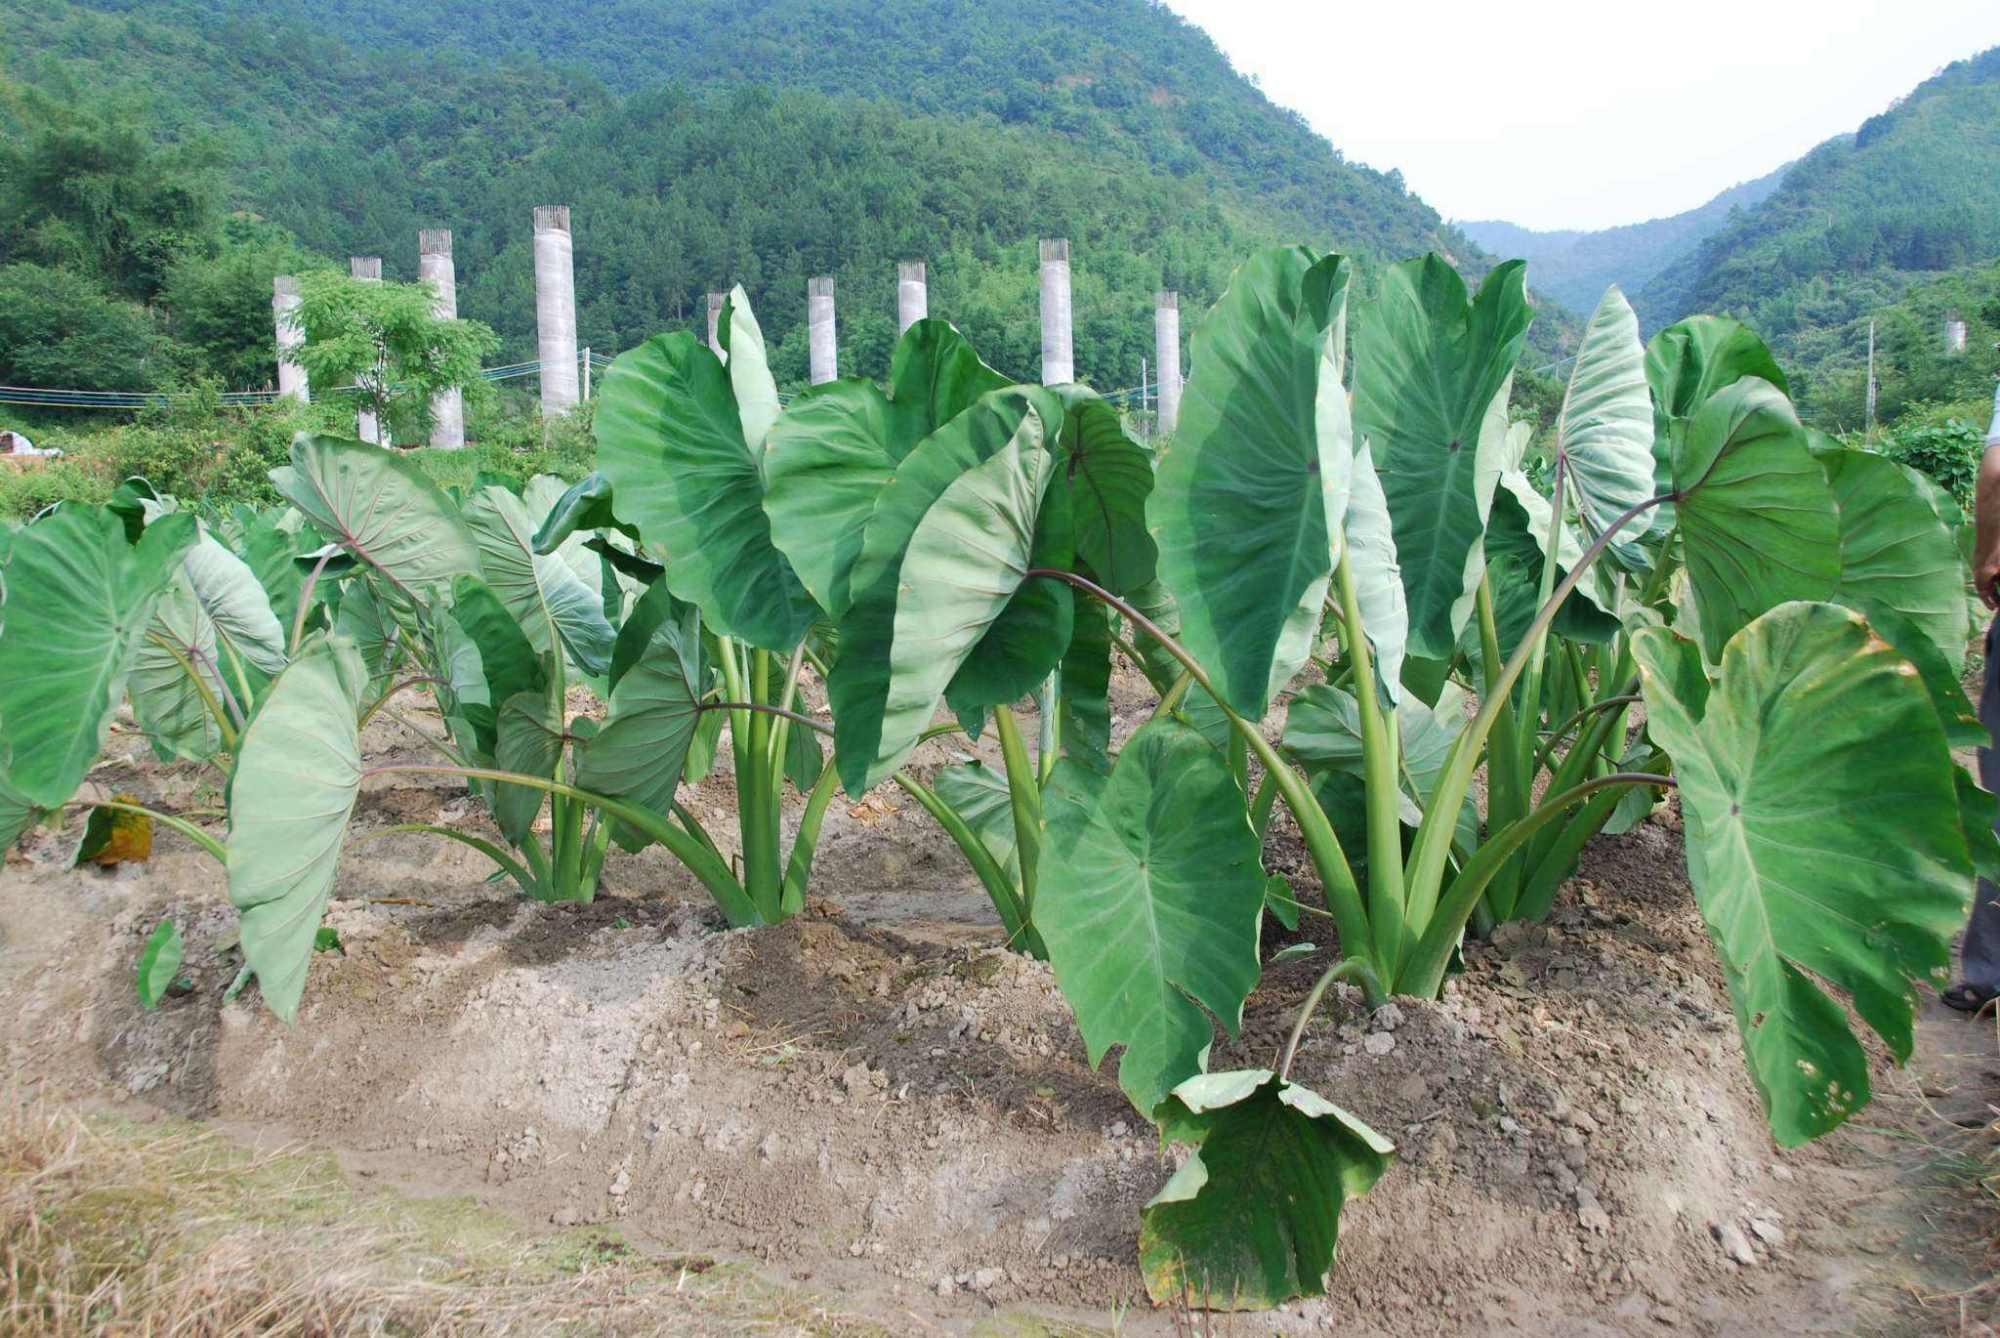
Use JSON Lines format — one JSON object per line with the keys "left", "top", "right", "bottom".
{"left": 1942, "top": 983, "right": 1999, "bottom": 1014}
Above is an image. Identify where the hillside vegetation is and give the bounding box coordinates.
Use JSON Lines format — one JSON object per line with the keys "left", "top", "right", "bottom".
{"left": 2, "top": 0, "right": 1517, "bottom": 396}
{"left": 1641, "top": 46, "right": 2000, "bottom": 355}
{"left": 1458, "top": 167, "right": 1787, "bottom": 321}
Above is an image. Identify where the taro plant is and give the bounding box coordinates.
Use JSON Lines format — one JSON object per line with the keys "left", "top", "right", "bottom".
{"left": 758, "top": 330, "right": 1158, "bottom": 956}
{"left": 826, "top": 244, "right": 1988, "bottom": 1308}
{"left": 0, "top": 500, "right": 236, "bottom": 857}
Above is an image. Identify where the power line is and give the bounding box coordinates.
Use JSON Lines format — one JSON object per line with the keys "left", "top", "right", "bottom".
{"left": 0, "top": 355, "right": 590, "bottom": 411}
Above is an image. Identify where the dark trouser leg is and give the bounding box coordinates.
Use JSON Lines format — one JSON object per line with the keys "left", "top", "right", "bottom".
{"left": 1966, "top": 618, "right": 2000, "bottom": 993}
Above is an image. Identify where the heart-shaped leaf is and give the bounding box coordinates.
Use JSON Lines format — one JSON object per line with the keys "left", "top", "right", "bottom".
{"left": 595, "top": 333, "right": 817, "bottom": 651}
{"left": 271, "top": 434, "right": 478, "bottom": 609}
{"left": 1152, "top": 247, "right": 1353, "bottom": 716}
{"left": 227, "top": 634, "right": 369, "bottom": 1022}
{"left": 1355, "top": 256, "right": 1533, "bottom": 658}
{"left": 0, "top": 507, "right": 197, "bottom": 807}
{"left": 1634, "top": 605, "right": 1970, "bottom": 1143}
{"left": 1038, "top": 718, "right": 1266, "bottom": 1113}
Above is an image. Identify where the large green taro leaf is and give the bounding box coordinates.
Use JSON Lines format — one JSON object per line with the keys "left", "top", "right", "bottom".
{"left": 1053, "top": 386, "right": 1157, "bottom": 596}
{"left": 1556, "top": 286, "right": 1656, "bottom": 569}
{"left": 1634, "top": 605, "right": 1970, "bottom": 1144}
{"left": 227, "top": 633, "right": 369, "bottom": 1023}
{"left": 130, "top": 575, "right": 226, "bottom": 762}
{"left": 529, "top": 472, "right": 641, "bottom": 555}
{"left": 1140, "top": 1069, "right": 1393, "bottom": 1309}
{"left": 493, "top": 692, "right": 564, "bottom": 846}
{"left": 575, "top": 602, "right": 711, "bottom": 850}
{"left": 881, "top": 421, "right": 1063, "bottom": 777}
{"left": 932, "top": 758, "right": 1021, "bottom": 882}
{"left": 595, "top": 332, "right": 817, "bottom": 651}
{"left": 1152, "top": 246, "right": 1352, "bottom": 717}
{"left": 1058, "top": 595, "right": 1112, "bottom": 774}
{"left": 1645, "top": 316, "right": 1789, "bottom": 532}
{"left": 1475, "top": 473, "right": 1621, "bottom": 665}
{"left": 1813, "top": 446, "right": 1968, "bottom": 673}
{"left": 765, "top": 319, "right": 1009, "bottom": 619}
{"left": 0, "top": 507, "right": 197, "bottom": 807}
{"left": 463, "top": 485, "right": 615, "bottom": 676}
{"left": 830, "top": 388, "right": 1050, "bottom": 795}
{"left": 271, "top": 434, "right": 478, "bottom": 609}
{"left": 444, "top": 577, "right": 545, "bottom": 759}
{"left": 1355, "top": 255, "right": 1533, "bottom": 659}
{"left": 1671, "top": 379, "right": 1840, "bottom": 662}
{"left": 232, "top": 507, "right": 309, "bottom": 643}
{"left": 1037, "top": 718, "right": 1266, "bottom": 1114}
{"left": 183, "top": 530, "right": 289, "bottom": 674}
{"left": 1344, "top": 437, "right": 1407, "bottom": 704}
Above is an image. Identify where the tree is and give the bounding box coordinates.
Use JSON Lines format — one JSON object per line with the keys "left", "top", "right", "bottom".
{"left": 289, "top": 271, "right": 497, "bottom": 445}
{"left": 0, "top": 262, "right": 172, "bottom": 390}
{"left": 0, "top": 91, "right": 221, "bottom": 303}
{"left": 160, "top": 217, "right": 319, "bottom": 391}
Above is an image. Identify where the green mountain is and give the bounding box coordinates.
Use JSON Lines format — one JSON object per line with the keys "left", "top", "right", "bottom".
{"left": 1458, "top": 167, "right": 1788, "bottom": 320}
{"left": 1640, "top": 45, "right": 2000, "bottom": 371}
{"left": 2, "top": 0, "right": 1521, "bottom": 393}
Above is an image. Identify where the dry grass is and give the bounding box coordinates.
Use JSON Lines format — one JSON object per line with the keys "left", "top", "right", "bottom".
{"left": 0, "top": 1096, "right": 889, "bottom": 1335}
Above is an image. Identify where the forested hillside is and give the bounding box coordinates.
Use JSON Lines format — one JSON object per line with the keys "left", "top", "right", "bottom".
{"left": 1, "top": 0, "right": 1506, "bottom": 394}
{"left": 58, "top": 0, "right": 1457, "bottom": 265}
{"left": 1641, "top": 46, "right": 2000, "bottom": 348}
{"left": 1459, "top": 167, "right": 1787, "bottom": 320}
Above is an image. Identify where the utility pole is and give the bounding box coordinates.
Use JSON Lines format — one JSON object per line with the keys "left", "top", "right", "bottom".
{"left": 582, "top": 347, "right": 592, "bottom": 402}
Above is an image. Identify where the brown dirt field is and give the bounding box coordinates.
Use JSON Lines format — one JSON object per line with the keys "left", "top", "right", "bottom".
{"left": 0, "top": 681, "right": 1993, "bottom": 1335}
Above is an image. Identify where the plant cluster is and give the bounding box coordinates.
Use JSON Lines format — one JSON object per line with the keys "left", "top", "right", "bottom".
{"left": 0, "top": 248, "right": 1983, "bottom": 1312}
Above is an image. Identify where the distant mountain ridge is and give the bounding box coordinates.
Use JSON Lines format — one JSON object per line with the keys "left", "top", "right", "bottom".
{"left": 1638, "top": 45, "right": 2000, "bottom": 349}
{"left": 1458, "top": 167, "right": 1789, "bottom": 320}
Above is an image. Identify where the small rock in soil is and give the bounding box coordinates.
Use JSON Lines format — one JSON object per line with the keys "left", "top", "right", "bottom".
{"left": 1747, "top": 1217, "right": 1786, "bottom": 1247}
{"left": 1373, "top": 1002, "right": 1406, "bottom": 1031}
{"left": 1363, "top": 1032, "right": 1395, "bottom": 1056}
{"left": 1710, "top": 1219, "right": 1758, "bottom": 1266}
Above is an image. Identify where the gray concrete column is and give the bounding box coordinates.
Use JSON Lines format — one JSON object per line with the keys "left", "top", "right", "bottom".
{"left": 808, "top": 276, "right": 837, "bottom": 385}
{"left": 532, "top": 206, "right": 580, "bottom": 417}
{"left": 1154, "top": 290, "right": 1182, "bottom": 437}
{"left": 1039, "top": 239, "right": 1073, "bottom": 386}
{"left": 419, "top": 229, "right": 466, "bottom": 449}
{"left": 897, "top": 261, "right": 928, "bottom": 335}
{"left": 706, "top": 292, "right": 727, "bottom": 357}
{"left": 272, "top": 276, "right": 308, "bottom": 403}
{"left": 350, "top": 257, "right": 387, "bottom": 446}
{"left": 1947, "top": 312, "right": 1968, "bottom": 355}
{"left": 1988, "top": 380, "right": 2000, "bottom": 447}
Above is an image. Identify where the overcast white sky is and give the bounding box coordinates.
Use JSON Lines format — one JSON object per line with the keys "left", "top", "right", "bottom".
{"left": 1161, "top": 0, "right": 2000, "bottom": 232}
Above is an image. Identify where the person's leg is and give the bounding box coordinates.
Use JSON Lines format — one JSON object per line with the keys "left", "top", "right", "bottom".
{"left": 1952, "top": 617, "right": 2000, "bottom": 1009}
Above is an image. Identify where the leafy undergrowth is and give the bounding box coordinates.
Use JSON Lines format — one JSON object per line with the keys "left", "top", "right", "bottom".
{"left": 0, "top": 1095, "right": 886, "bottom": 1335}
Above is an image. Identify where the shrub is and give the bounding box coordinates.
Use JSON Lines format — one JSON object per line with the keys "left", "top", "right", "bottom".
{"left": 1878, "top": 411, "right": 1984, "bottom": 508}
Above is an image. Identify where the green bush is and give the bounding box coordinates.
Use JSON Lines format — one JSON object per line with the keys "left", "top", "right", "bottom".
{"left": 1877, "top": 410, "right": 1985, "bottom": 508}
{"left": 1, "top": 392, "right": 594, "bottom": 520}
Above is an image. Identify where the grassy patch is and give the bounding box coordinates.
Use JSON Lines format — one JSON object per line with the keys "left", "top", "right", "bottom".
{"left": 0, "top": 1097, "right": 885, "bottom": 1335}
